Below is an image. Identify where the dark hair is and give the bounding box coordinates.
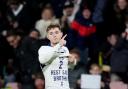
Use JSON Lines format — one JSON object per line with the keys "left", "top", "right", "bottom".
{"left": 7, "top": 0, "right": 22, "bottom": 5}
{"left": 114, "top": 0, "right": 128, "bottom": 13}
{"left": 63, "top": 1, "right": 74, "bottom": 9}
{"left": 35, "top": 72, "right": 45, "bottom": 80}
{"left": 6, "top": 30, "right": 20, "bottom": 38}
{"left": 30, "top": 28, "right": 39, "bottom": 33}
{"left": 90, "top": 63, "right": 101, "bottom": 70}
{"left": 70, "top": 48, "right": 80, "bottom": 57}
{"left": 46, "top": 24, "right": 62, "bottom": 32}
{"left": 41, "top": 6, "right": 54, "bottom": 15}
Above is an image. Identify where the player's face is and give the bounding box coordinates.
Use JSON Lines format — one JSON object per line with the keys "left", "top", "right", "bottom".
{"left": 47, "top": 27, "right": 63, "bottom": 45}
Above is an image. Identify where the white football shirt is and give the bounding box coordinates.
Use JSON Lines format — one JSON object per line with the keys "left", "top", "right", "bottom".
{"left": 38, "top": 43, "right": 70, "bottom": 89}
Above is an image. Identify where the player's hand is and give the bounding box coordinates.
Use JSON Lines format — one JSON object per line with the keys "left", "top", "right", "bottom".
{"left": 59, "top": 34, "right": 67, "bottom": 47}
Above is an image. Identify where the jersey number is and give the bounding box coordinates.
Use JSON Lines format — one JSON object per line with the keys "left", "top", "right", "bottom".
{"left": 59, "top": 57, "right": 64, "bottom": 69}
{"left": 59, "top": 60, "right": 63, "bottom": 69}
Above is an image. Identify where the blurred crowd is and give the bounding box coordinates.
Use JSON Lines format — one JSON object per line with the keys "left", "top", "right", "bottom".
{"left": 0, "top": 0, "right": 128, "bottom": 89}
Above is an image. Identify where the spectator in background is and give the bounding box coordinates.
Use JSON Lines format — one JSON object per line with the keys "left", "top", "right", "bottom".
{"left": 0, "top": 34, "right": 14, "bottom": 81}
{"left": 89, "top": 64, "right": 110, "bottom": 89}
{"left": 61, "top": 1, "right": 74, "bottom": 32}
{"left": 35, "top": 6, "right": 59, "bottom": 39}
{"left": 61, "top": 0, "right": 82, "bottom": 34}
{"left": 80, "top": 0, "right": 97, "bottom": 11}
{"left": 4, "top": 59, "right": 16, "bottom": 84}
{"left": 70, "top": 7, "right": 97, "bottom": 64}
{"left": 6, "top": 30, "right": 41, "bottom": 89}
{"left": 0, "top": 10, "right": 8, "bottom": 35}
{"left": 5, "top": 82, "right": 22, "bottom": 89}
{"left": 29, "top": 29, "right": 40, "bottom": 40}
{"left": 47, "top": 0, "right": 67, "bottom": 18}
{"left": 76, "top": 63, "right": 102, "bottom": 89}
{"left": 0, "top": 76, "right": 4, "bottom": 88}
{"left": 92, "top": 0, "right": 109, "bottom": 40}
{"left": 61, "top": 1, "right": 76, "bottom": 50}
{"left": 97, "top": 34, "right": 118, "bottom": 66}
{"left": 89, "top": 64, "right": 102, "bottom": 75}
{"left": 100, "top": 0, "right": 127, "bottom": 38}
{"left": 125, "top": 17, "right": 128, "bottom": 33}
{"left": 34, "top": 73, "right": 45, "bottom": 89}
{"left": 29, "top": 29, "right": 48, "bottom": 49}
{"left": 110, "top": 30, "right": 128, "bottom": 83}
{"left": 61, "top": 0, "right": 82, "bottom": 28}
{"left": 112, "top": 0, "right": 128, "bottom": 35}
{"left": 114, "top": 0, "right": 128, "bottom": 13}
{"left": 92, "top": 0, "right": 108, "bottom": 24}
{"left": 0, "top": 32, "right": 13, "bottom": 56}
{"left": 68, "top": 48, "right": 86, "bottom": 89}
{"left": 6, "top": 0, "right": 34, "bottom": 35}
{"left": 34, "top": 78, "right": 45, "bottom": 89}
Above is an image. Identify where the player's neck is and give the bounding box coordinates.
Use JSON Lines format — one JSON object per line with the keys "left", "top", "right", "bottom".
{"left": 50, "top": 43, "right": 58, "bottom": 47}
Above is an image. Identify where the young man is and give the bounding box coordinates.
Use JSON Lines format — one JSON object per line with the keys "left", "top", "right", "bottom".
{"left": 38, "top": 24, "right": 75, "bottom": 89}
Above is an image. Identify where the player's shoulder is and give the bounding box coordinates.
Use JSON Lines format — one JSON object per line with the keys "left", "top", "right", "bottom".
{"left": 38, "top": 45, "right": 52, "bottom": 53}
{"left": 62, "top": 46, "right": 69, "bottom": 51}
{"left": 61, "top": 46, "right": 69, "bottom": 53}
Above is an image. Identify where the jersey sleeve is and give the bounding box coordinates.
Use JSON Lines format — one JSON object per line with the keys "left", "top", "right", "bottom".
{"left": 38, "top": 43, "right": 61, "bottom": 65}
